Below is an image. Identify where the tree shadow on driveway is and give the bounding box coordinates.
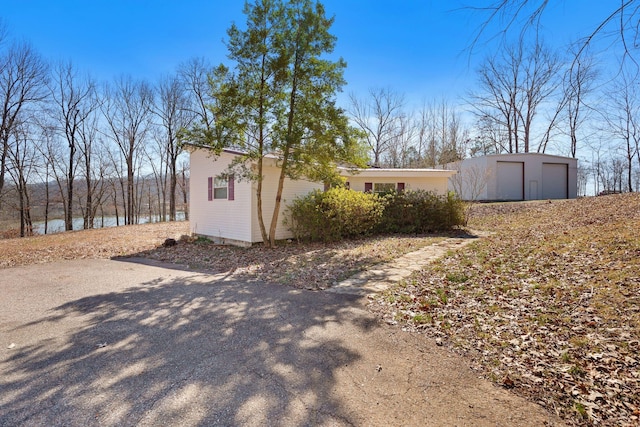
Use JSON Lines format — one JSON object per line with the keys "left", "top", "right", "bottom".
{"left": 0, "top": 260, "right": 371, "bottom": 426}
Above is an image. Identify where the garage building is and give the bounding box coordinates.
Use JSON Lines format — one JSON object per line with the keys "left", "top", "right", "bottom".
{"left": 447, "top": 153, "right": 578, "bottom": 201}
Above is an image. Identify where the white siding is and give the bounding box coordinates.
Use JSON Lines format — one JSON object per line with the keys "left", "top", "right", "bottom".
{"left": 189, "top": 150, "right": 253, "bottom": 243}
{"left": 250, "top": 164, "right": 323, "bottom": 243}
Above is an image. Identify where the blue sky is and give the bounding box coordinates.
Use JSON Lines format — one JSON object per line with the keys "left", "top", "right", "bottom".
{"left": 2, "top": 1, "right": 616, "bottom": 109}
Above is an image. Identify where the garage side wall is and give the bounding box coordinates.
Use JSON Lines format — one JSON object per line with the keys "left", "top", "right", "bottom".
{"left": 447, "top": 157, "right": 491, "bottom": 200}
{"left": 189, "top": 150, "right": 253, "bottom": 244}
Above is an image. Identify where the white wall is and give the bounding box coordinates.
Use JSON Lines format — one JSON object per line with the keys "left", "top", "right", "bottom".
{"left": 251, "top": 162, "right": 324, "bottom": 243}
{"left": 189, "top": 149, "right": 253, "bottom": 244}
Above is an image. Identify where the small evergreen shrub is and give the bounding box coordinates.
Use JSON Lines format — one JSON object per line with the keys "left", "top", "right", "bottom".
{"left": 286, "top": 187, "right": 384, "bottom": 242}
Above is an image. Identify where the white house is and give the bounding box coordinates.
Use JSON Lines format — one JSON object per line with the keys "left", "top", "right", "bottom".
{"left": 339, "top": 167, "right": 455, "bottom": 194}
{"left": 189, "top": 148, "right": 324, "bottom": 246}
{"left": 190, "top": 148, "right": 457, "bottom": 246}
{"left": 447, "top": 153, "right": 578, "bottom": 201}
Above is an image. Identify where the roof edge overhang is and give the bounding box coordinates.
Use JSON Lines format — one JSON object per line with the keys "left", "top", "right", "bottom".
{"left": 339, "top": 167, "right": 456, "bottom": 178}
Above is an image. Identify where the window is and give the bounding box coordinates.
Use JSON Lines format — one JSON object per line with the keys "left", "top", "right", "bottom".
{"left": 374, "top": 183, "right": 395, "bottom": 194}
{"left": 211, "top": 175, "right": 235, "bottom": 200}
{"left": 214, "top": 177, "right": 228, "bottom": 199}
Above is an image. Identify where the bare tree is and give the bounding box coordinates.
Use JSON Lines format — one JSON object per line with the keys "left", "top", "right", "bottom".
{"left": 177, "top": 159, "right": 189, "bottom": 221}
{"left": 178, "top": 57, "right": 215, "bottom": 131}
{"left": 48, "top": 61, "right": 99, "bottom": 230}
{"left": 469, "top": 42, "right": 561, "bottom": 153}
{"left": 561, "top": 51, "right": 598, "bottom": 158}
{"left": 7, "top": 122, "right": 38, "bottom": 236}
{"left": 414, "top": 99, "right": 470, "bottom": 166}
{"left": 152, "top": 74, "right": 194, "bottom": 221}
{"left": 384, "top": 113, "right": 416, "bottom": 168}
{"left": 604, "top": 67, "right": 640, "bottom": 192}
{"left": 0, "top": 41, "right": 48, "bottom": 211}
{"left": 101, "top": 76, "right": 153, "bottom": 225}
{"left": 469, "top": 1, "right": 640, "bottom": 65}
{"left": 77, "top": 102, "right": 105, "bottom": 229}
{"left": 349, "top": 88, "right": 405, "bottom": 166}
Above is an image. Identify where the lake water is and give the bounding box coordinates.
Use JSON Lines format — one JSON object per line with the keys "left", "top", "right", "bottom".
{"left": 33, "top": 212, "right": 186, "bottom": 235}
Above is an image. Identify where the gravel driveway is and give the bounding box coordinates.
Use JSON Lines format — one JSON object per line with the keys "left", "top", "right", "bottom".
{"left": 0, "top": 258, "right": 563, "bottom": 426}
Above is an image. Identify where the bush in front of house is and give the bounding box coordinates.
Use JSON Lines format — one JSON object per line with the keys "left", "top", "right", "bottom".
{"left": 286, "top": 187, "right": 384, "bottom": 241}
{"left": 287, "top": 188, "right": 465, "bottom": 242}
{"left": 376, "top": 190, "right": 465, "bottom": 234}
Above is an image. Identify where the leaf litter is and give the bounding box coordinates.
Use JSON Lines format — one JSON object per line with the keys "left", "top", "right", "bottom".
{"left": 369, "top": 193, "right": 640, "bottom": 426}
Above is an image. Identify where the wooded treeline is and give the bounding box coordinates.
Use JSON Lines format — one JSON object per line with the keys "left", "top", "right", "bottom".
{"left": 0, "top": 26, "right": 217, "bottom": 236}
{"left": 348, "top": 38, "right": 640, "bottom": 196}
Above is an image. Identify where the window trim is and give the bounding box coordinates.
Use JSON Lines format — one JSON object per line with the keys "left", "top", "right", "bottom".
{"left": 213, "top": 177, "right": 228, "bottom": 200}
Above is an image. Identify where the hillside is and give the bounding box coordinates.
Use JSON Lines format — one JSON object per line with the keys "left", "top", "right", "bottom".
{"left": 371, "top": 193, "right": 640, "bottom": 426}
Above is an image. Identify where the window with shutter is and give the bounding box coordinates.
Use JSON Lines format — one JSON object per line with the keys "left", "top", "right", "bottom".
{"left": 364, "top": 182, "right": 373, "bottom": 192}
{"left": 397, "top": 182, "right": 405, "bottom": 192}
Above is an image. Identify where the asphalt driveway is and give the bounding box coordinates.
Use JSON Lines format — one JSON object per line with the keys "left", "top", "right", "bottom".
{"left": 0, "top": 259, "right": 562, "bottom": 426}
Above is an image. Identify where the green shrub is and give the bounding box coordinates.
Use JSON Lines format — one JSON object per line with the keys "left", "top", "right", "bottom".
{"left": 286, "top": 187, "right": 384, "bottom": 242}
{"left": 376, "top": 190, "right": 465, "bottom": 234}
{"left": 286, "top": 188, "right": 464, "bottom": 242}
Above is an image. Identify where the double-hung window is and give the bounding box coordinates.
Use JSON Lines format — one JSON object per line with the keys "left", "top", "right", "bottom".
{"left": 214, "top": 177, "right": 228, "bottom": 199}
{"left": 207, "top": 175, "right": 235, "bottom": 201}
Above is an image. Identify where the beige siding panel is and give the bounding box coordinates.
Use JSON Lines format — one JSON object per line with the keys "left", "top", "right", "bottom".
{"left": 189, "top": 150, "right": 253, "bottom": 243}
{"left": 347, "top": 176, "right": 449, "bottom": 194}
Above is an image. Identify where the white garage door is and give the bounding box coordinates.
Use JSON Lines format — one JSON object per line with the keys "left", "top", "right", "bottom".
{"left": 496, "top": 161, "right": 524, "bottom": 200}
{"left": 542, "top": 163, "right": 568, "bottom": 199}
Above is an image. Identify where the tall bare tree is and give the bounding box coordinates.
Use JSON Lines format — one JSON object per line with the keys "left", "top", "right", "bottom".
{"left": 0, "top": 40, "right": 48, "bottom": 211}
{"left": 562, "top": 52, "right": 598, "bottom": 158}
{"left": 7, "top": 122, "right": 38, "bottom": 236}
{"left": 469, "top": 42, "right": 561, "bottom": 153}
{"left": 604, "top": 67, "right": 640, "bottom": 192}
{"left": 349, "top": 87, "right": 405, "bottom": 166}
{"left": 48, "top": 61, "right": 99, "bottom": 230}
{"left": 178, "top": 57, "right": 215, "bottom": 132}
{"left": 101, "top": 76, "right": 153, "bottom": 224}
{"left": 77, "top": 109, "right": 106, "bottom": 229}
{"left": 152, "top": 74, "right": 193, "bottom": 221}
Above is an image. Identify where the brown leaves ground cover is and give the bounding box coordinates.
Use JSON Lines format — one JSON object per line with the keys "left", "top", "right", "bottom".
{"left": 0, "top": 222, "right": 190, "bottom": 268}
{"left": 369, "top": 193, "right": 640, "bottom": 426}
{"left": 0, "top": 219, "right": 448, "bottom": 291}
{"left": 142, "top": 234, "right": 448, "bottom": 289}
